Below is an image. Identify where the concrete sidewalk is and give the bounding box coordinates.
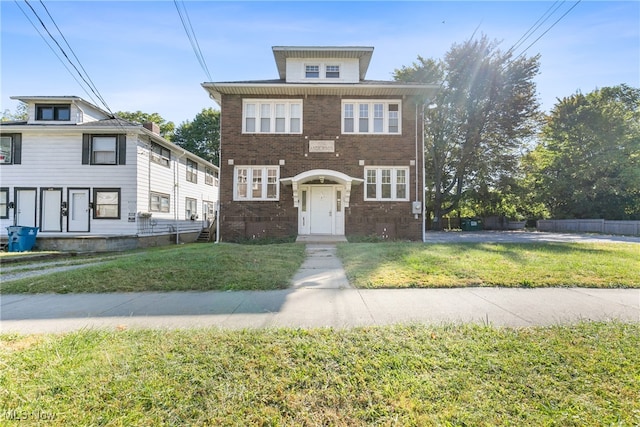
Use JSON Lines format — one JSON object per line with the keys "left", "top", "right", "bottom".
{"left": 1, "top": 242, "right": 639, "bottom": 333}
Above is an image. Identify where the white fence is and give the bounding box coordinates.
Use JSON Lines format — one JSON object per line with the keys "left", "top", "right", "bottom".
{"left": 537, "top": 219, "right": 640, "bottom": 236}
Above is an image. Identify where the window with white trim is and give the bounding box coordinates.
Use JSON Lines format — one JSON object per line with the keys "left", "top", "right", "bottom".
{"left": 234, "top": 166, "right": 279, "bottom": 201}
{"left": 342, "top": 100, "right": 402, "bottom": 134}
{"left": 185, "top": 197, "right": 197, "bottom": 219}
{"left": 186, "top": 159, "right": 198, "bottom": 183}
{"left": 305, "top": 64, "right": 319, "bottom": 78}
{"left": 149, "top": 191, "right": 170, "bottom": 213}
{"left": 326, "top": 65, "right": 340, "bottom": 78}
{"left": 205, "top": 167, "right": 217, "bottom": 186}
{"left": 365, "top": 167, "right": 409, "bottom": 201}
{"left": 151, "top": 143, "right": 170, "bottom": 167}
{"left": 243, "top": 100, "right": 302, "bottom": 134}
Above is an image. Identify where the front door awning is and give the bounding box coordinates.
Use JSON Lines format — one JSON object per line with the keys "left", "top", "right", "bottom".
{"left": 280, "top": 169, "right": 363, "bottom": 208}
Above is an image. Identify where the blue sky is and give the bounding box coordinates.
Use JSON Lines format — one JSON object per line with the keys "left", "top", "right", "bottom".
{"left": 1, "top": 1, "right": 638, "bottom": 125}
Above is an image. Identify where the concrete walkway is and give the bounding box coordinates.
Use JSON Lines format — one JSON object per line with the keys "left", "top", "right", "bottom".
{"left": 2, "top": 238, "right": 639, "bottom": 333}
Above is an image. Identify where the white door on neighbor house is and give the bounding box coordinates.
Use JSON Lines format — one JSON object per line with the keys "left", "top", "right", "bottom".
{"left": 68, "top": 189, "right": 90, "bottom": 232}
{"left": 16, "top": 188, "right": 37, "bottom": 227}
{"left": 310, "top": 186, "right": 334, "bottom": 234}
{"left": 41, "top": 188, "right": 62, "bottom": 232}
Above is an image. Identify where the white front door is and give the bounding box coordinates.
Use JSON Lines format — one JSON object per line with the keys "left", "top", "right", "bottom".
{"left": 310, "top": 186, "right": 334, "bottom": 234}
{"left": 68, "top": 188, "right": 90, "bottom": 232}
{"left": 16, "top": 188, "right": 37, "bottom": 227}
{"left": 41, "top": 188, "right": 62, "bottom": 232}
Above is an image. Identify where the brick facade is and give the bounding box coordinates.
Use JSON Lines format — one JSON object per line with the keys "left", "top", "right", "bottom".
{"left": 218, "top": 94, "right": 425, "bottom": 241}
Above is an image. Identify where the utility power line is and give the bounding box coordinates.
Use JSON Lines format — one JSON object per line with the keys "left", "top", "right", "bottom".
{"left": 17, "top": 0, "right": 115, "bottom": 116}
{"left": 512, "top": 0, "right": 582, "bottom": 61}
{"left": 174, "top": 0, "right": 212, "bottom": 81}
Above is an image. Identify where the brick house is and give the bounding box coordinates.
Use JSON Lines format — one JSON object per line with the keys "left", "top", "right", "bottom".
{"left": 202, "top": 46, "right": 436, "bottom": 241}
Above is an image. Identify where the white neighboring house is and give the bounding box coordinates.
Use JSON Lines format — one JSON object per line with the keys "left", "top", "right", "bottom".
{"left": 0, "top": 96, "right": 219, "bottom": 251}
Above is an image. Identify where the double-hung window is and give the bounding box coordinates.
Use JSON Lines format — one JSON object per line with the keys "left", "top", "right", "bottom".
{"left": 0, "top": 188, "right": 9, "bottom": 219}
{"left": 342, "top": 100, "right": 402, "bottom": 134}
{"left": 365, "top": 167, "right": 409, "bottom": 201}
{"left": 92, "top": 137, "right": 117, "bottom": 164}
{"left": 205, "top": 167, "right": 217, "bottom": 186}
{"left": 82, "top": 134, "right": 126, "bottom": 165}
{"left": 0, "top": 134, "right": 21, "bottom": 164}
{"left": 243, "top": 100, "right": 302, "bottom": 134}
{"left": 94, "top": 188, "right": 120, "bottom": 219}
{"left": 36, "top": 104, "right": 70, "bottom": 121}
{"left": 151, "top": 143, "right": 170, "bottom": 167}
{"left": 234, "top": 166, "right": 279, "bottom": 201}
{"left": 186, "top": 159, "right": 198, "bottom": 183}
{"left": 325, "top": 65, "right": 340, "bottom": 78}
{"left": 305, "top": 65, "right": 320, "bottom": 78}
{"left": 150, "top": 192, "right": 170, "bottom": 213}
{"left": 185, "top": 197, "right": 197, "bottom": 219}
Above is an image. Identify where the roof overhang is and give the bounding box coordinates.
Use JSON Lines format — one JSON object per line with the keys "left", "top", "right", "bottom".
{"left": 272, "top": 46, "right": 374, "bottom": 80}
{"left": 202, "top": 82, "right": 439, "bottom": 105}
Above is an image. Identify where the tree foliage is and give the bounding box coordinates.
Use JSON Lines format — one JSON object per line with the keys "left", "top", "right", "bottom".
{"left": 524, "top": 84, "right": 640, "bottom": 219}
{"left": 115, "top": 110, "right": 175, "bottom": 140}
{"left": 395, "top": 35, "right": 541, "bottom": 229}
{"left": 1, "top": 102, "right": 28, "bottom": 122}
{"left": 174, "top": 108, "right": 220, "bottom": 165}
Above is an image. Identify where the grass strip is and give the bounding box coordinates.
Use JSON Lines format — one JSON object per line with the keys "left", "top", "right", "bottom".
{"left": 1, "top": 322, "right": 638, "bottom": 425}
{"left": 0, "top": 243, "right": 306, "bottom": 294}
{"left": 338, "top": 242, "right": 640, "bottom": 288}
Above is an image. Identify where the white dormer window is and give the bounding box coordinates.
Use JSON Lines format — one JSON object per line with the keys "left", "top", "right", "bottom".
{"left": 305, "top": 65, "right": 320, "bottom": 78}
{"left": 326, "top": 65, "right": 340, "bottom": 78}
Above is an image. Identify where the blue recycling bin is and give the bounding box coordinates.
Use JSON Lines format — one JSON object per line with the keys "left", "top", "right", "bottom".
{"left": 6, "top": 226, "right": 39, "bottom": 252}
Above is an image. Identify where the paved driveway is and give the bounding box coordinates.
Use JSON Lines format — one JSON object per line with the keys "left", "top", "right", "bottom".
{"left": 422, "top": 231, "right": 640, "bottom": 244}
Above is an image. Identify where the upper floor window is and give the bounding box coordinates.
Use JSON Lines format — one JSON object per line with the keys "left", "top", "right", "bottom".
{"left": 326, "top": 65, "right": 340, "bottom": 78}
{"left": 82, "top": 134, "right": 126, "bottom": 165}
{"left": 305, "top": 65, "right": 320, "bottom": 78}
{"left": 0, "top": 134, "right": 21, "bottom": 164}
{"left": 342, "top": 100, "right": 402, "bottom": 135}
{"left": 205, "top": 167, "right": 217, "bottom": 186}
{"left": 186, "top": 159, "right": 198, "bottom": 183}
{"left": 150, "top": 142, "right": 170, "bottom": 167}
{"left": 365, "top": 167, "right": 409, "bottom": 201}
{"left": 234, "top": 166, "right": 279, "bottom": 201}
{"left": 243, "top": 100, "right": 302, "bottom": 134}
{"left": 36, "top": 104, "right": 70, "bottom": 121}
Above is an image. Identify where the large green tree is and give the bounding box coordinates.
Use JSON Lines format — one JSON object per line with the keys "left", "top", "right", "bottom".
{"left": 174, "top": 108, "right": 220, "bottom": 165}
{"left": 524, "top": 84, "right": 640, "bottom": 219}
{"left": 115, "top": 111, "right": 175, "bottom": 140}
{"left": 394, "top": 35, "right": 541, "bottom": 229}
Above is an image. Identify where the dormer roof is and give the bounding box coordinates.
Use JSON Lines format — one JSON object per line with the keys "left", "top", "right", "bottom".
{"left": 272, "top": 46, "right": 374, "bottom": 80}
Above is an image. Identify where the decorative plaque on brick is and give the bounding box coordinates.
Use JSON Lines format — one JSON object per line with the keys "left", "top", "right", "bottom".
{"left": 309, "top": 140, "right": 335, "bottom": 153}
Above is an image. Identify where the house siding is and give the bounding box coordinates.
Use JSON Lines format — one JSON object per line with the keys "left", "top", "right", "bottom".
{"left": 1, "top": 126, "right": 218, "bottom": 245}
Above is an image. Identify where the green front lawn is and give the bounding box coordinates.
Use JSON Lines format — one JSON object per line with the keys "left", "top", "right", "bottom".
{"left": 338, "top": 242, "right": 640, "bottom": 288}
{"left": 1, "top": 323, "right": 638, "bottom": 425}
{"left": 0, "top": 243, "right": 306, "bottom": 294}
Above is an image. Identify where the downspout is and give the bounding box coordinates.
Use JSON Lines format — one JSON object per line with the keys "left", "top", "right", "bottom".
{"left": 421, "top": 104, "right": 426, "bottom": 243}
{"left": 215, "top": 104, "right": 222, "bottom": 243}
{"left": 174, "top": 150, "right": 187, "bottom": 244}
